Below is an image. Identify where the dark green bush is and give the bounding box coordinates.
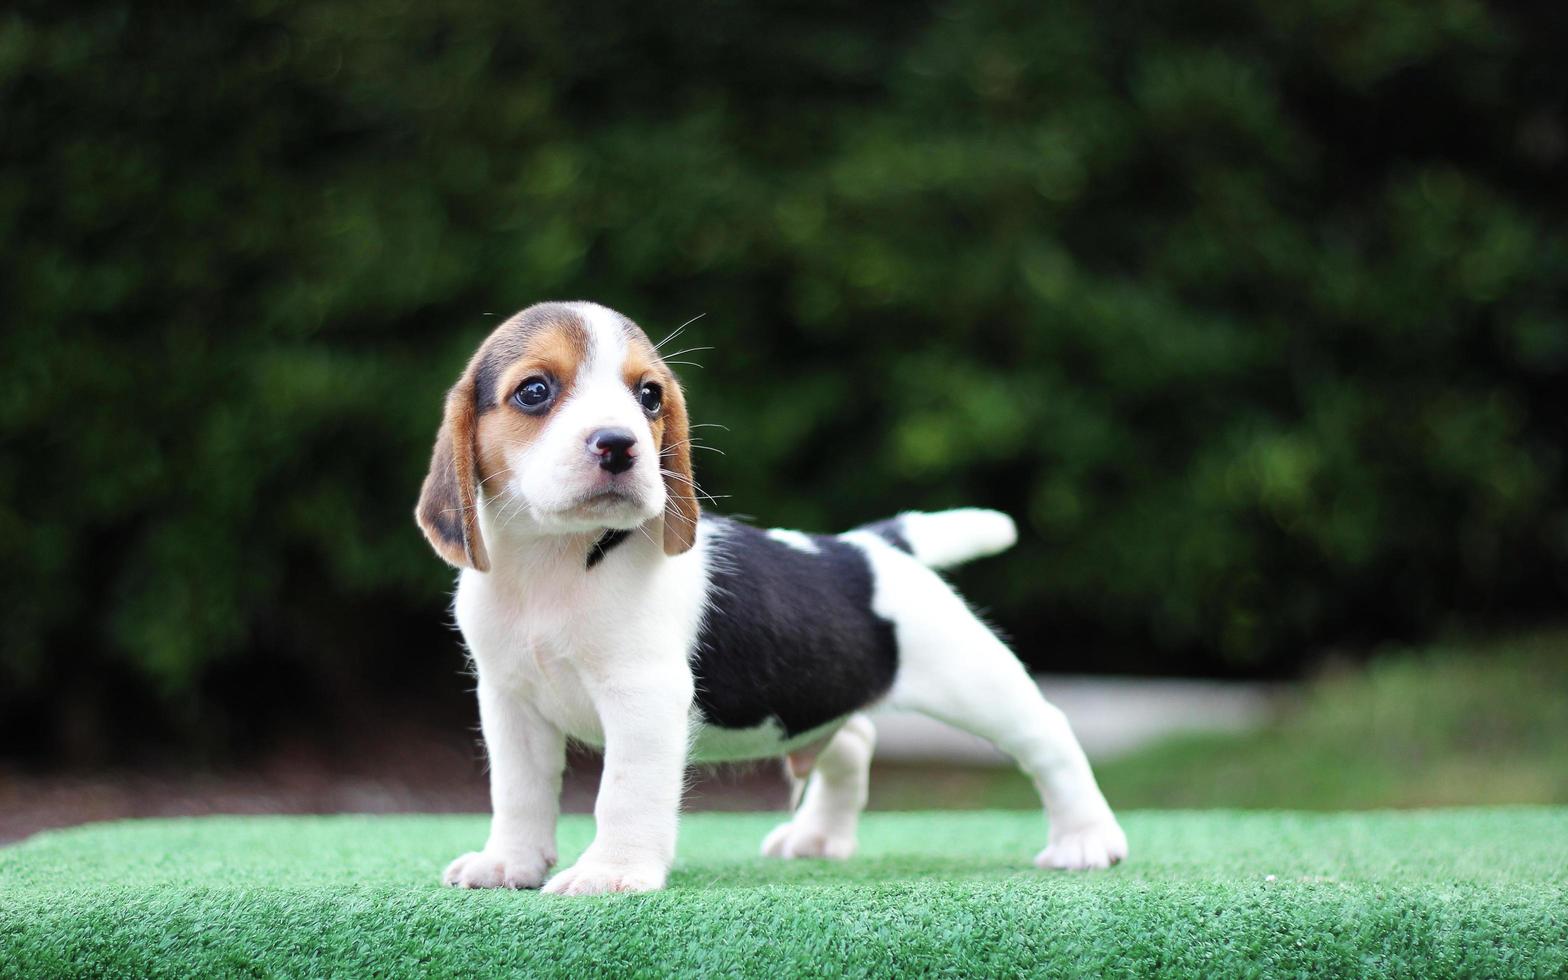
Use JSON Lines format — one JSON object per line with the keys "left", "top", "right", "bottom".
{"left": 2, "top": 0, "right": 1565, "bottom": 755}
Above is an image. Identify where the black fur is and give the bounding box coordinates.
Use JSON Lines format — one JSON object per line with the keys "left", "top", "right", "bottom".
{"left": 471, "top": 352, "right": 508, "bottom": 414}
{"left": 692, "top": 517, "right": 898, "bottom": 736}
{"left": 429, "top": 507, "right": 464, "bottom": 552}
{"left": 417, "top": 443, "right": 466, "bottom": 552}
{"left": 857, "top": 516, "right": 913, "bottom": 555}
{"left": 587, "top": 528, "right": 631, "bottom": 568}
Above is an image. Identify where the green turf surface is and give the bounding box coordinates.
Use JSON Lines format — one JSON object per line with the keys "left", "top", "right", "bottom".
{"left": 3, "top": 810, "right": 1564, "bottom": 977}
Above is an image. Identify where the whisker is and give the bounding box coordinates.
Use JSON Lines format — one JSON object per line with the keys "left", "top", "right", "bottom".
{"left": 662, "top": 505, "right": 698, "bottom": 525}
{"left": 660, "top": 345, "right": 715, "bottom": 361}
{"left": 660, "top": 471, "right": 720, "bottom": 494}
{"left": 659, "top": 438, "right": 725, "bottom": 457}
{"left": 653, "top": 314, "right": 706, "bottom": 353}
{"left": 633, "top": 520, "right": 661, "bottom": 550}
{"left": 660, "top": 506, "right": 701, "bottom": 529}
{"left": 659, "top": 469, "right": 729, "bottom": 504}
{"left": 653, "top": 326, "right": 687, "bottom": 353}
{"left": 497, "top": 493, "right": 532, "bottom": 532}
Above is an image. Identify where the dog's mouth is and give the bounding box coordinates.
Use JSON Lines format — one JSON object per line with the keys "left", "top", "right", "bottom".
{"left": 549, "top": 471, "right": 661, "bottom": 528}
{"left": 580, "top": 487, "right": 632, "bottom": 505}
{"left": 570, "top": 484, "right": 647, "bottom": 516}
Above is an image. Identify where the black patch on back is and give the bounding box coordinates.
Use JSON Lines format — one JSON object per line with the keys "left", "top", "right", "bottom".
{"left": 857, "top": 516, "right": 912, "bottom": 555}
{"left": 587, "top": 528, "right": 632, "bottom": 568}
{"left": 693, "top": 518, "right": 898, "bottom": 736}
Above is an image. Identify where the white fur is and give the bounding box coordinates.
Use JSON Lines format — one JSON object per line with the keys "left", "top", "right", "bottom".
{"left": 766, "top": 528, "right": 820, "bottom": 553}
{"left": 442, "top": 307, "right": 1124, "bottom": 896}
{"left": 841, "top": 530, "right": 1128, "bottom": 869}
{"left": 897, "top": 508, "right": 1018, "bottom": 569}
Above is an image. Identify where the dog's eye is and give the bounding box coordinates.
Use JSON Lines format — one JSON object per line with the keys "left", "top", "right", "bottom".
{"left": 512, "top": 377, "right": 553, "bottom": 411}
{"left": 638, "top": 382, "right": 663, "bottom": 415}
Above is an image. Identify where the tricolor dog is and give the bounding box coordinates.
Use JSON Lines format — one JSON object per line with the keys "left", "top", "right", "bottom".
{"left": 416, "top": 301, "right": 1127, "bottom": 896}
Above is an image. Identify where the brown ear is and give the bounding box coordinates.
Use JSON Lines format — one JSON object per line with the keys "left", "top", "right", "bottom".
{"left": 415, "top": 374, "right": 491, "bottom": 572}
{"left": 660, "top": 378, "right": 700, "bottom": 555}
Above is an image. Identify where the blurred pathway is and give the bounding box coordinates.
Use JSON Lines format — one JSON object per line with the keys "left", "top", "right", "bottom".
{"left": 1, "top": 676, "right": 1280, "bottom": 843}
{"left": 872, "top": 675, "right": 1280, "bottom": 764}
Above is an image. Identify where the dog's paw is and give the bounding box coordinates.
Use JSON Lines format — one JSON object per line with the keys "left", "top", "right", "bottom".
{"left": 761, "top": 820, "right": 857, "bottom": 860}
{"left": 1035, "top": 817, "right": 1129, "bottom": 871}
{"left": 442, "top": 849, "right": 553, "bottom": 889}
{"left": 542, "top": 858, "right": 666, "bottom": 897}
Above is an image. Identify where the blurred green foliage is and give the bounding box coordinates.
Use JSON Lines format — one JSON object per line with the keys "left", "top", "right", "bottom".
{"left": 2, "top": 1, "right": 1566, "bottom": 753}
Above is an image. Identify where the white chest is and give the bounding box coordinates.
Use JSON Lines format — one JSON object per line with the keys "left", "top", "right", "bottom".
{"left": 454, "top": 579, "right": 605, "bottom": 743}
{"left": 452, "top": 545, "right": 709, "bottom": 747}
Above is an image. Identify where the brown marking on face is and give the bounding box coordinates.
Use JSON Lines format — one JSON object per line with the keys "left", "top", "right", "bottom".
{"left": 619, "top": 328, "right": 700, "bottom": 555}
{"left": 414, "top": 303, "right": 591, "bottom": 570}
{"left": 658, "top": 375, "right": 699, "bottom": 555}
{"left": 470, "top": 308, "right": 590, "bottom": 413}
{"left": 473, "top": 316, "right": 593, "bottom": 489}
{"left": 620, "top": 332, "right": 669, "bottom": 455}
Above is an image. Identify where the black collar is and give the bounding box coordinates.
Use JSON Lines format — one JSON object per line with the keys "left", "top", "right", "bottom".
{"left": 586, "top": 528, "right": 632, "bottom": 569}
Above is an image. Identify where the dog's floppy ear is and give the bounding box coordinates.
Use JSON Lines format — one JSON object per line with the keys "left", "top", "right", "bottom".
{"left": 415, "top": 372, "right": 491, "bottom": 572}
{"left": 660, "top": 377, "right": 700, "bottom": 556}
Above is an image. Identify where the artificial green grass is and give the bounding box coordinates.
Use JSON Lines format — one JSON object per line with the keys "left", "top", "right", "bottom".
{"left": 3, "top": 809, "right": 1565, "bottom": 977}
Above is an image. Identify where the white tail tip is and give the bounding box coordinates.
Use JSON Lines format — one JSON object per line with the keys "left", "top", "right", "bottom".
{"left": 900, "top": 508, "right": 1017, "bottom": 569}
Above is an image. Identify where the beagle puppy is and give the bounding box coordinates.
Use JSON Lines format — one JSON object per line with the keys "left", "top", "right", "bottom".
{"left": 416, "top": 301, "right": 1127, "bottom": 896}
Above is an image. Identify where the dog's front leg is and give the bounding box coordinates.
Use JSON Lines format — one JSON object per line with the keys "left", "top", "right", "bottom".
{"left": 543, "top": 667, "right": 692, "bottom": 896}
{"left": 443, "top": 675, "right": 565, "bottom": 889}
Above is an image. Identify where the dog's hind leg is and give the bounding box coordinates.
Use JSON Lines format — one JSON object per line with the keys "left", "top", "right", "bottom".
{"left": 845, "top": 535, "right": 1128, "bottom": 870}
{"left": 761, "top": 713, "right": 875, "bottom": 860}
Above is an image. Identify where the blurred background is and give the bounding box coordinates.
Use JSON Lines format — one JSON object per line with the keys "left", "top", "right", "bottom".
{"left": 2, "top": 0, "right": 1565, "bottom": 840}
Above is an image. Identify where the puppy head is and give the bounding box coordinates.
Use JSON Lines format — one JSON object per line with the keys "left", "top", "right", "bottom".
{"left": 415, "top": 302, "right": 698, "bottom": 571}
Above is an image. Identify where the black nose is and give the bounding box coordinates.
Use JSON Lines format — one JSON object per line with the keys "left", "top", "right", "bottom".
{"left": 589, "top": 427, "right": 637, "bottom": 475}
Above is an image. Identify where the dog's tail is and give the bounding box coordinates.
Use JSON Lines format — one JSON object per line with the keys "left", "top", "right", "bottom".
{"left": 853, "top": 508, "right": 1017, "bottom": 570}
